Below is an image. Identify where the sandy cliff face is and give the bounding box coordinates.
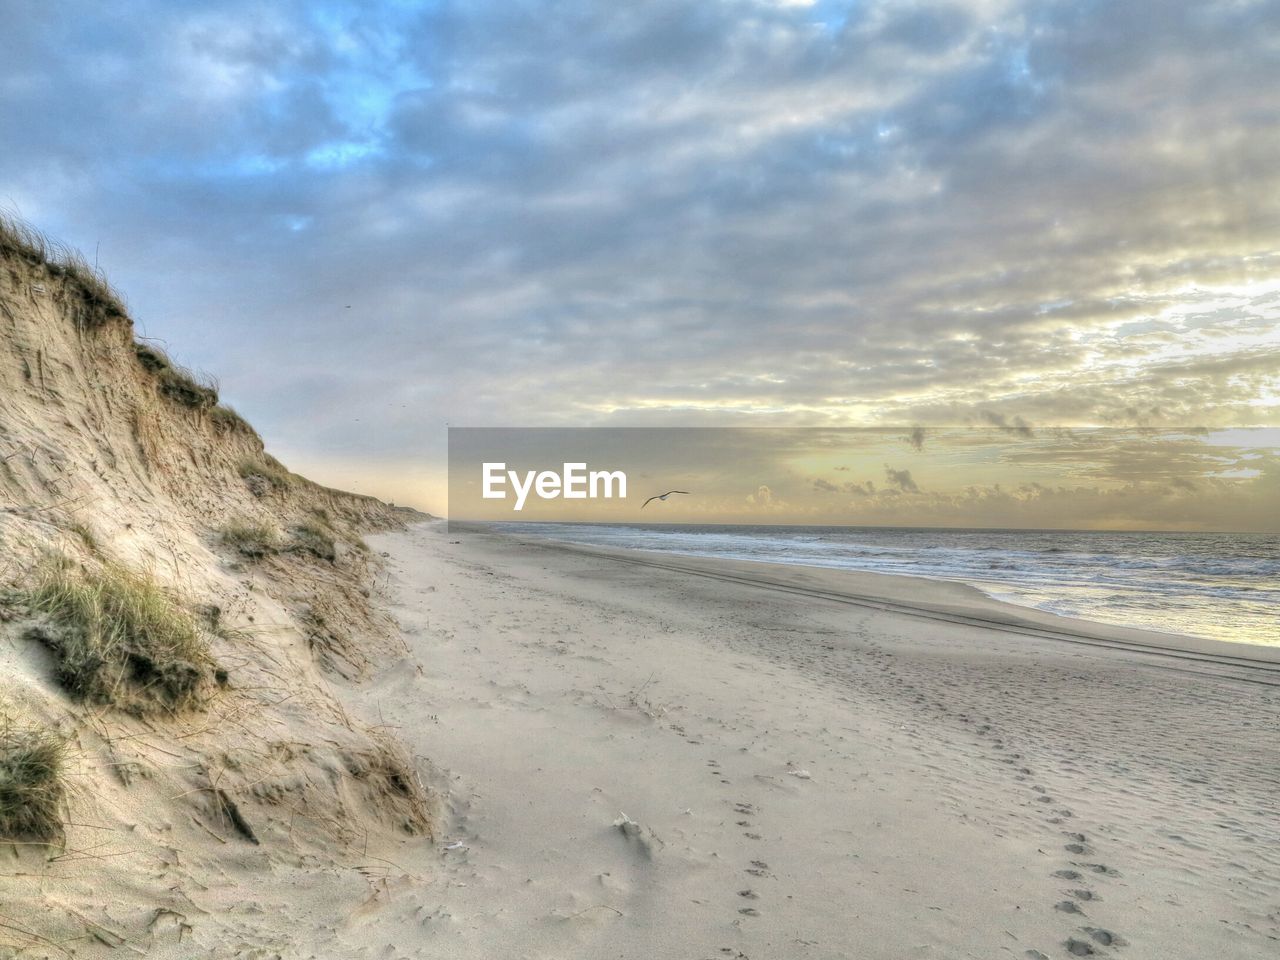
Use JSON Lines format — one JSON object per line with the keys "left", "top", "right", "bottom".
{"left": 0, "top": 222, "right": 433, "bottom": 957}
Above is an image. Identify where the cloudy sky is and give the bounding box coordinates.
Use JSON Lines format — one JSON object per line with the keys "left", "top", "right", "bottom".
{"left": 3, "top": 0, "right": 1278, "bottom": 519}
{"left": 447, "top": 427, "right": 1280, "bottom": 530}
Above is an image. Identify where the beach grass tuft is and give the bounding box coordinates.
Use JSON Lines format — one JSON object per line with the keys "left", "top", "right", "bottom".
{"left": 219, "top": 519, "right": 281, "bottom": 559}
{"left": 289, "top": 522, "right": 337, "bottom": 562}
{"left": 238, "top": 456, "right": 295, "bottom": 494}
{"left": 344, "top": 735, "right": 432, "bottom": 836}
{"left": 1, "top": 212, "right": 129, "bottom": 327}
{"left": 27, "top": 558, "right": 213, "bottom": 711}
{"left": 209, "top": 404, "right": 254, "bottom": 434}
{"left": 0, "top": 718, "right": 67, "bottom": 840}
{"left": 134, "top": 342, "right": 219, "bottom": 409}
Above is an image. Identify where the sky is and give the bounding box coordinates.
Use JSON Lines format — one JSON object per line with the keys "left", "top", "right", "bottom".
{"left": 446, "top": 427, "right": 1280, "bottom": 530}
{"left": 2, "top": 0, "right": 1278, "bottom": 522}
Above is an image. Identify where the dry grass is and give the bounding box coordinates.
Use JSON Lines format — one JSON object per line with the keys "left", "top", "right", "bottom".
{"left": 67, "top": 521, "right": 101, "bottom": 557}
{"left": 1, "top": 212, "right": 128, "bottom": 327}
{"left": 27, "top": 558, "right": 214, "bottom": 712}
{"left": 0, "top": 717, "right": 66, "bottom": 840}
{"left": 134, "top": 342, "right": 219, "bottom": 409}
{"left": 289, "top": 522, "right": 337, "bottom": 562}
{"left": 238, "top": 456, "right": 294, "bottom": 494}
{"left": 343, "top": 734, "right": 432, "bottom": 837}
{"left": 209, "top": 404, "right": 255, "bottom": 434}
{"left": 218, "top": 519, "right": 280, "bottom": 559}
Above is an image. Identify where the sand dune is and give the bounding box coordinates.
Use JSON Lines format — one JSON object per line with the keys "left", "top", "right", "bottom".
{"left": 0, "top": 219, "right": 431, "bottom": 957}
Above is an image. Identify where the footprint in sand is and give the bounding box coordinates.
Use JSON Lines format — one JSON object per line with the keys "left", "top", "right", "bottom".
{"left": 1083, "top": 863, "right": 1120, "bottom": 877}
{"left": 746, "top": 859, "right": 772, "bottom": 878}
{"left": 1055, "top": 900, "right": 1084, "bottom": 914}
{"left": 1053, "top": 869, "right": 1083, "bottom": 881}
{"left": 1065, "top": 926, "right": 1128, "bottom": 955}
{"left": 1084, "top": 928, "right": 1126, "bottom": 948}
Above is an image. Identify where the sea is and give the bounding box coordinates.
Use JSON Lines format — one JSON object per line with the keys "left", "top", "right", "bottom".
{"left": 492, "top": 523, "right": 1280, "bottom": 647}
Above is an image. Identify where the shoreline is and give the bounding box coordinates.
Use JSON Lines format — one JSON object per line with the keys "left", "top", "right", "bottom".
{"left": 493, "top": 528, "right": 1280, "bottom": 667}
{"left": 466, "top": 521, "right": 1279, "bottom": 652}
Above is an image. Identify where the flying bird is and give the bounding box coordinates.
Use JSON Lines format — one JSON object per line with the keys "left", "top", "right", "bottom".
{"left": 641, "top": 490, "right": 690, "bottom": 509}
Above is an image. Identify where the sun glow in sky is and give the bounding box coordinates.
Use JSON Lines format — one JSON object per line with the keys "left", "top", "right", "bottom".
{"left": 2, "top": 1, "right": 1278, "bottom": 521}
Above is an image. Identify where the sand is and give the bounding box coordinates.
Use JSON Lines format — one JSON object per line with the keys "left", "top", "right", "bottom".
{"left": 340, "top": 520, "right": 1280, "bottom": 959}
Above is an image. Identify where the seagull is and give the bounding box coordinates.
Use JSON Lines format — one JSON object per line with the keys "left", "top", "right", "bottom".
{"left": 641, "top": 490, "right": 690, "bottom": 509}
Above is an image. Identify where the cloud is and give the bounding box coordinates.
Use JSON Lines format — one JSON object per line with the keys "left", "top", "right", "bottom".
{"left": 884, "top": 465, "right": 920, "bottom": 493}
{"left": 1, "top": 0, "right": 1277, "bottom": 510}
{"left": 979, "top": 411, "right": 1034, "bottom": 438}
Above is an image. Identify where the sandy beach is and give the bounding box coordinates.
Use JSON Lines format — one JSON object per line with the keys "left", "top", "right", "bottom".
{"left": 6, "top": 5, "right": 1280, "bottom": 951}
{"left": 340, "top": 520, "right": 1280, "bottom": 959}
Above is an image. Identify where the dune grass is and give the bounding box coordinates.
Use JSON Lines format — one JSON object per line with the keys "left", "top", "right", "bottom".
{"left": 209, "top": 403, "right": 254, "bottom": 434}
{"left": 67, "top": 521, "right": 100, "bottom": 557}
{"left": 290, "top": 522, "right": 337, "bottom": 562}
{"left": 345, "top": 734, "right": 432, "bottom": 837}
{"left": 238, "top": 456, "right": 295, "bottom": 493}
{"left": 1, "top": 212, "right": 218, "bottom": 406}
{"left": 27, "top": 559, "right": 213, "bottom": 711}
{"left": 219, "top": 519, "right": 280, "bottom": 559}
{"left": 0, "top": 212, "right": 128, "bottom": 327}
{"left": 134, "top": 342, "right": 219, "bottom": 409}
{"left": 0, "top": 718, "right": 66, "bottom": 840}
